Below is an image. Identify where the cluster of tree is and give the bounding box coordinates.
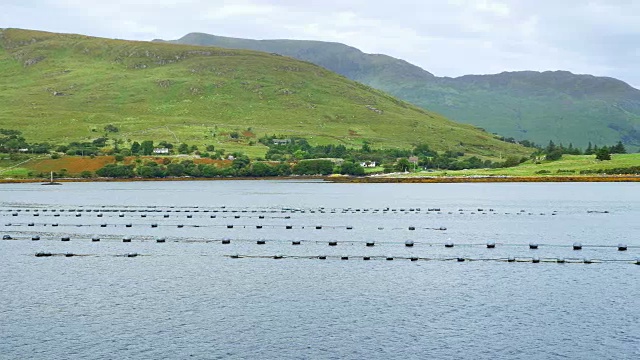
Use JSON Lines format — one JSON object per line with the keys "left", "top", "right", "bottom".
{"left": 0, "top": 129, "right": 51, "bottom": 154}
{"left": 93, "top": 157, "right": 367, "bottom": 179}
{"left": 537, "top": 140, "right": 627, "bottom": 162}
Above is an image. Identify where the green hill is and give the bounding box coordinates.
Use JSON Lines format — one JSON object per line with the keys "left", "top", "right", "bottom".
{"left": 166, "top": 33, "right": 640, "bottom": 151}
{"left": 0, "top": 28, "right": 526, "bottom": 159}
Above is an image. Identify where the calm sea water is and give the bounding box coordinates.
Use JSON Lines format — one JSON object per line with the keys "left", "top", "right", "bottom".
{"left": 1, "top": 181, "right": 639, "bottom": 359}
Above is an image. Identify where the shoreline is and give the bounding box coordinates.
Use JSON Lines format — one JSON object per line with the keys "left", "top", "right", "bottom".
{"left": 1, "top": 175, "right": 639, "bottom": 184}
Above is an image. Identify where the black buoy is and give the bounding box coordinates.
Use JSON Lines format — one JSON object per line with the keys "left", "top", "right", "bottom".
{"left": 187, "top": 215, "right": 193, "bottom": 218}
{"left": 457, "top": 257, "right": 465, "bottom": 262}
{"left": 363, "top": 256, "right": 371, "bottom": 261}
{"left": 386, "top": 257, "right": 394, "bottom": 261}
{"left": 529, "top": 243, "right": 538, "bottom": 249}
{"left": 28, "top": 222, "right": 35, "bottom": 227}
{"left": 177, "top": 224, "right": 184, "bottom": 228}
{"left": 346, "top": 226, "right": 353, "bottom": 230}
{"left": 122, "top": 236, "right": 132, "bottom": 243}
{"left": 61, "top": 236, "right": 70, "bottom": 241}
{"left": 445, "top": 242, "right": 454, "bottom": 248}
{"left": 119, "top": 213, "right": 125, "bottom": 217}
{"left": 410, "top": 257, "right": 419, "bottom": 261}
{"left": 315, "top": 226, "right": 322, "bottom": 229}
{"left": 583, "top": 258, "right": 592, "bottom": 264}
{"left": 126, "top": 253, "right": 138, "bottom": 258}
{"left": 32, "top": 235, "right": 40, "bottom": 241}
{"left": 151, "top": 223, "right": 158, "bottom": 228}
{"left": 226, "top": 225, "right": 233, "bottom": 229}
{"left": 164, "top": 214, "right": 170, "bottom": 218}
{"left": 557, "top": 258, "right": 565, "bottom": 263}
{"left": 156, "top": 237, "right": 166, "bottom": 243}
{"left": 292, "top": 240, "right": 301, "bottom": 245}
{"left": 256, "top": 225, "right": 263, "bottom": 229}
{"left": 125, "top": 223, "right": 132, "bottom": 228}
{"left": 618, "top": 243, "right": 628, "bottom": 251}
{"left": 366, "top": 241, "right": 375, "bottom": 247}
{"left": 91, "top": 236, "right": 100, "bottom": 242}
{"left": 507, "top": 256, "right": 516, "bottom": 262}
{"left": 318, "top": 255, "right": 327, "bottom": 260}
{"left": 328, "top": 241, "right": 338, "bottom": 246}
{"left": 97, "top": 213, "right": 103, "bottom": 217}
{"left": 405, "top": 240, "right": 414, "bottom": 247}
{"left": 486, "top": 241, "right": 496, "bottom": 249}
{"left": 532, "top": 256, "right": 540, "bottom": 263}
{"left": 257, "top": 240, "right": 266, "bottom": 245}
{"left": 341, "top": 256, "right": 349, "bottom": 260}
{"left": 100, "top": 223, "right": 107, "bottom": 227}
{"left": 221, "top": 238, "right": 231, "bottom": 244}
{"left": 408, "top": 226, "right": 415, "bottom": 231}
{"left": 65, "top": 253, "right": 74, "bottom": 257}
{"left": 35, "top": 252, "right": 52, "bottom": 257}
{"left": 573, "top": 242, "right": 582, "bottom": 250}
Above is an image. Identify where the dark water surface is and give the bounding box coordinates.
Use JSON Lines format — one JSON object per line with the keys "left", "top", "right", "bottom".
{"left": 1, "top": 181, "right": 638, "bottom": 359}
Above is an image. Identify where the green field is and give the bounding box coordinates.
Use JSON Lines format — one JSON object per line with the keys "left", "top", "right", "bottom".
{"left": 0, "top": 28, "right": 528, "bottom": 160}
{"left": 401, "top": 154, "right": 640, "bottom": 177}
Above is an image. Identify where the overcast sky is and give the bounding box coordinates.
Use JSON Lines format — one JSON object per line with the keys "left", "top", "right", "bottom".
{"left": 3, "top": 0, "right": 639, "bottom": 86}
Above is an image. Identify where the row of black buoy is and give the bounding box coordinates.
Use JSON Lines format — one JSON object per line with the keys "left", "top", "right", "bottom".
{"left": 14, "top": 236, "right": 633, "bottom": 251}
{"left": 35, "top": 252, "right": 139, "bottom": 257}
{"left": 226, "top": 254, "right": 640, "bottom": 264}
{"left": 3, "top": 223, "right": 448, "bottom": 231}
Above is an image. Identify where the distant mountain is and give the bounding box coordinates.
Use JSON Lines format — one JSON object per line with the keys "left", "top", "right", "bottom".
{"left": 0, "top": 28, "right": 526, "bottom": 158}
{"left": 165, "top": 33, "right": 640, "bottom": 150}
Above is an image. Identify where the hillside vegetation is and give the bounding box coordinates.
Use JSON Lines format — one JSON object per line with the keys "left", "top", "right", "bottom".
{"left": 167, "top": 33, "right": 640, "bottom": 151}
{"left": 0, "top": 28, "right": 527, "bottom": 159}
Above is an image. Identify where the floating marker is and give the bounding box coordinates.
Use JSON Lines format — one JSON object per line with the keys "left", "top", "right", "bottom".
{"left": 573, "top": 242, "right": 582, "bottom": 250}
{"left": 292, "top": 240, "right": 301, "bottom": 245}
{"left": 532, "top": 256, "right": 540, "bottom": 263}
{"left": 445, "top": 242, "right": 454, "bottom": 248}
{"left": 408, "top": 226, "right": 415, "bottom": 231}
{"left": 151, "top": 223, "right": 158, "bottom": 228}
{"left": 557, "top": 258, "right": 565, "bottom": 263}
{"left": 341, "top": 256, "right": 349, "bottom": 260}
{"left": 61, "top": 236, "right": 70, "bottom": 241}
{"left": 366, "top": 241, "right": 375, "bottom": 247}
{"left": 97, "top": 214, "right": 103, "bottom": 217}
{"left": 187, "top": 215, "right": 193, "bottom": 218}
{"left": 164, "top": 214, "right": 170, "bottom": 218}
{"left": 28, "top": 222, "right": 34, "bottom": 226}
{"left": 487, "top": 241, "right": 496, "bottom": 249}
{"left": 386, "top": 257, "right": 394, "bottom": 261}
{"left": 126, "top": 253, "right": 138, "bottom": 258}
{"left": 405, "top": 240, "right": 414, "bottom": 247}
{"left": 122, "top": 236, "right": 132, "bottom": 243}
{"left": 100, "top": 223, "right": 107, "bottom": 227}
{"left": 177, "top": 224, "right": 184, "bottom": 228}
{"left": 318, "top": 255, "right": 327, "bottom": 260}
{"left": 119, "top": 213, "right": 124, "bottom": 217}
{"left": 65, "top": 253, "right": 74, "bottom": 257}
{"left": 410, "top": 257, "right": 419, "bottom": 261}
{"left": 92, "top": 236, "right": 100, "bottom": 242}
{"left": 221, "top": 238, "right": 231, "bottom": 244}
{"left": 75, "top": 213, "right": 81, "bottom": 217}
{"left": 256, "top": 240, "right": 266, "bottom": 245}
{"left": 529, "top": 243, "right": 538, "bottom": 250}
{"left": 226, "top": 225, "right": 233, "bottom": 229}
{"left": 363, "top": 256, "right": 371, "bottom": 261}
{"left": 328, "top": 241, "right": 338, "bottom": 246}
{"left": 618, "top": 244, "right": 627, "bottom": 251}
{"left": 35, "top": 252, "right": 52, "bottom": 257}
{"left": 507, "top": 256, "right": 516, "bottom": 262}
{"left": 256, "top": 225, "right": 263, "bottom": 229}
{"left": 32, "top": 235, "right": 40, "bottom": 241}
{"left": 583, "top": 258, "right": 592, "bottom": 264}
{"left": 125, "top": 223, "right": 132, "bottom": 228}
{"left": 315, "top": 226, "right": 322, "bottom": 229}
{"left": 156, "top": 237, "right": 166, "bottom": 243}
{"left": 457, "top": 257, "right": 465, "bottom": 262}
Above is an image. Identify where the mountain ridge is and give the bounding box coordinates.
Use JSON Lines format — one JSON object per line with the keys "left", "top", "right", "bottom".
{"left": 164, "top": 32, "right": 640, "bottom": 150}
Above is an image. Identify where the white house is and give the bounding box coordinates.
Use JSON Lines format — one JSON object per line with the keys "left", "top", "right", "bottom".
{"left": 153, "top": 148, "right": 169, "bottom": 154}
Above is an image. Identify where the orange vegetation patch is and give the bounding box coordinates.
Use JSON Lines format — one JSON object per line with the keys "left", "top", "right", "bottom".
{"left": 27, "top": 156, "right": 115, "bottom": 174}
{"left": 242, "top": 130, "right": 256, "bottom": 138}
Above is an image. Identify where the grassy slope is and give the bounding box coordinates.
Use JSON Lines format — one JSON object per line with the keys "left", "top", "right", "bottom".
{"left": 168, "top": 33, "right": 640, "bottom": 150}
{"left": 0, "top": 28, "right": 527, "bottom": 160}
{"left": 403, "top": 154, "right": 640, "bottom": 177}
